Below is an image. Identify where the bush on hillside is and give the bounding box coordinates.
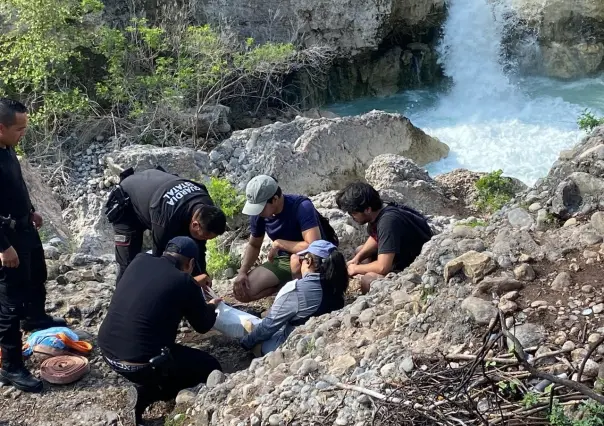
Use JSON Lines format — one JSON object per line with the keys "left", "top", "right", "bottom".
{"left": 475, "top": 169, "right": 516, "bottom": 213}
{"left": 578, "top": 110, "right": 604, "bottom": 132}
{"left": 0, "top": 0, "right": 335, "bottom": 157}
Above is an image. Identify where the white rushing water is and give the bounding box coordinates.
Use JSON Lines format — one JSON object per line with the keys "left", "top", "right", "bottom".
{"left": 327, "top": 0, "right": 604, "bottom": 186}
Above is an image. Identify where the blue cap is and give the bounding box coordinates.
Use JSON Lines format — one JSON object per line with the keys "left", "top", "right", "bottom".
{"left": 165, "top": 236, "right": 199, "bottom": 260}
{"left": 297, "top": 240, "right": 337, "bottom": 259}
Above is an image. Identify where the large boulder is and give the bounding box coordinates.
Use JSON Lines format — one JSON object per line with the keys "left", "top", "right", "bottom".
{"left": 62, "top": 194, "right": 113, "bottom": 256}
{"left": 365, "top": 154, "right": 461, "bottom": 216}
{"left": 509, "top": 0, "right": 604, "bottom": 78}
{"left": 539, "top": 126, "right": 604, "bottom": 218}
{"left": 210, "top": 110, "right": 450, "bottom": 195}
{"left": 19, "top": 159, "right": 71, "bottom": 242}
{"left": 103, "top": 145, "right": 210, "bottom": 180}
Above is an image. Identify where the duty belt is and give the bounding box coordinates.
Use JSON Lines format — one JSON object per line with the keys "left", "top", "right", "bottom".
{"left": 0, "top": 215, "right": 31, "bottom": 231}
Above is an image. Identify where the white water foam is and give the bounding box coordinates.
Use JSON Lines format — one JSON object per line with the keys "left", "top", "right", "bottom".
{"left": 328, "top": 0, "right": 604, "bottom": 186}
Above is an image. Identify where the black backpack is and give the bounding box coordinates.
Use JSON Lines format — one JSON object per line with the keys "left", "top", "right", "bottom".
{"left": 294, "top": 197, "right": 339, "bottom": 247}
{"left": 386, "top": 202, "right": 433, "bottom": 241}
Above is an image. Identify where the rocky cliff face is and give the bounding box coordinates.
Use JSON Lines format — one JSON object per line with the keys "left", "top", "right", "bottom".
{"left": 202, "top": 0, "right": 446, "bottom": 103}
{"left": 198, "top": 0, "right": 444, "bottom": 56}
{"left": 101, "top": 0, "right": 446, "bottom": 104}
{"left": 508, "top": 0, "right": 604, "bottom": 78}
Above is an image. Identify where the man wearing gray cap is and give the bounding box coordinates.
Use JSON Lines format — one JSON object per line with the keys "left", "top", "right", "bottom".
{"left": 233, "top": 175, "right": 338, "bottom": 302}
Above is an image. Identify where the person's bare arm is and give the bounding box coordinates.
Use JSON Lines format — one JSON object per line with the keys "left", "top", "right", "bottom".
{"left": 350, "top": 237, "right": 378, "bottom": 264}
{"left": 273, "top": 226, "right": 321, "bottom": 255}
{"left": 238, "top": 236, "right": 264, "bottom": 275}
{"left": 348, "top": 253, "right": 395, "bottom": 277}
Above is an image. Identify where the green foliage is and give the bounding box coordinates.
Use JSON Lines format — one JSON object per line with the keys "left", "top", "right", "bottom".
{"left": 206, "top": 177, "right": 245, "bottom": 219}
{"left": 164, "top": 414, "right": 186, "bottom": 426}
{"left": 0, "top": 0, "right": 102, "bottom": 126}
{"left": 0, "top": 1, "right": 317, "bottom": 151}
{"left": 95, "top": 18, "right": 297, "bottom": 123}
{"left": 575, "top": 401, "right": 604, "bottom": 426}
{"left": 521, "top": 391, "right": 539, "bottom": 408}
{"left": 14, "top": 144, "right": 25, "bottom": 157}
{"left": 465, "top": 218, "right": 487, "bottom": 227}
{"left": 550, "top": 403, "right": 572, "bottom": 426}
{"left": 235, "top": 42, "right": 296, "bottom": 72}
{"left": 206, "top": 239, "right": 238, "bottom": 278}
{"left": 578, "top": 110, "right": 604, "bottom": 132}
{"left": 204, "top": 177, "right": 243, "bottom": 277}
{"left": 475, "top": 170, "right": 516, "bottom": 213}
{"left": 548, "top": 400, "right": 604, "bottom": 426}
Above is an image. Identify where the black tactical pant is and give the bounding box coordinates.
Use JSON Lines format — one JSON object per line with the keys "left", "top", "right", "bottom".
{"left": 111, "top": 205, "right": 146, "bottom": 284}
{"left": 104, "top": 344, "right": 221, "bottom": 421}
{"left": 0, "top": 235, "right": 48, "bottom": 366}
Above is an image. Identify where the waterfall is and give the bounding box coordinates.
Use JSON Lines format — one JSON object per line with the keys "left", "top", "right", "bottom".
{"left": 328, "top": 0, "right": 604, "bottom": 186}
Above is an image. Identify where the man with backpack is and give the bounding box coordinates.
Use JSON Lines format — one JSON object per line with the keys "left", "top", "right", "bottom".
{"left": 104, "top": 167, "right": 227, "bottom": 286}
{"left": 233, "top": 175, "right": 338, "bottom": 303}
{"left": 335, "top": 182, "right": 432, "bottom": 294}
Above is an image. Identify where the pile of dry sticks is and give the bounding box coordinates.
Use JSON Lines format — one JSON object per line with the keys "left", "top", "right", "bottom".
{"left": 322, "top": 311, "right": 604, "bottom": 425}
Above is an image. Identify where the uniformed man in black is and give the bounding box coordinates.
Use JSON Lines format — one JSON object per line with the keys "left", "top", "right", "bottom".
{"left": 98, "top": 236, "right": 222, "bottom": 424}
{"left": 0, "top": 98, "right": 66, "bottom": 392}
{"left": 105, "top": 167, "right": 227, "bottom": 285}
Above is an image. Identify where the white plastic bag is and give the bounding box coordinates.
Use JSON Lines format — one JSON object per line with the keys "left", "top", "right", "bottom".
{"left": 212, "top": 302, "right": 262, "bottom": 339}
{"left": 204, "top": 287, "right": 262, "bottom": 339}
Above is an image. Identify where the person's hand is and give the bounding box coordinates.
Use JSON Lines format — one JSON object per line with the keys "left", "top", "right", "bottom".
{"left": 194, "top": 274, "right": 212, "bottom": 291}
{"left": 207, "top": 297, "right": 223, "bottom": 307}
{"left": 267, "top": 240, "right": 281, "bottom": 263}
{"left": 347, "top": 257, "right": 360, "bottom": 267}
{"left": 31, "top": 212, "right": 43, "bottom": 230}
{"left": 233, "top": 273, "right": 249, "bottom": 299}
{"left": 347, "top": 263, "right": 358, "bottom": 277}
{"left": 0, "top": 247, "right": 19, "bottom": 268}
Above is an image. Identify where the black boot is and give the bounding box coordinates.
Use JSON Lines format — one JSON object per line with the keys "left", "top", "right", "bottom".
{"left": 0, "top": 348, "right": 43, "bottom": 393}
{"left": 21, "top": 315, "right": 67, "bottom": 332}
{"left": 134, "top": 385, "right": 154, "bottom": 425}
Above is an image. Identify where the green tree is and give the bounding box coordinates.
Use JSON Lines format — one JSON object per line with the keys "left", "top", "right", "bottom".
{"left": 0, "top": 0, "right": 103, "bottom": 123}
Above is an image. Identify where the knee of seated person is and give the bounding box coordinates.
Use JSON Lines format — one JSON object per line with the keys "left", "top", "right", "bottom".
{"left": 360, "top": 273, "right": 382, "bottom": 295}
{"left": 232, "top": 283, "right": 253, "bottom": 303}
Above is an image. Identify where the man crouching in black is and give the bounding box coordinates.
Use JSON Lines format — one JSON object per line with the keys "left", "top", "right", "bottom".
{"left": 98, "top": 236, "right": 222, "bottom": 424}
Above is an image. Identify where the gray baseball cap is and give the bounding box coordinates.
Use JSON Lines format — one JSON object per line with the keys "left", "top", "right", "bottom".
{"left": 242, "top": 175, "right": 279, "bottom": 216}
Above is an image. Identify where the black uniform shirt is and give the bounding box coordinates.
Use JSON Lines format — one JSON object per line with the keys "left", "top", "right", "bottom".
{"left": 97, "top": 253, "right": 217, "bottom": 363}
{"left": 0, "top": 146, "right": 35, "bottom": 251}
{"left": 120, "top": 169, "right": 215, "bottom": 273}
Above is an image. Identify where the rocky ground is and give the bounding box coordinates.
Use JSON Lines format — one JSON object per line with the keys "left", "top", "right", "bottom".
{"left": 5, "top": 118, "right": 604, "bottom": 425}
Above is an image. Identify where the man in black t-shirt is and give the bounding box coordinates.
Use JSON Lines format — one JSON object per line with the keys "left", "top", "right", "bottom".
{"left": 335, "top": 182, "right": 432, "bottom": 294}
{"left": 104, "top": 168, "right": 227, "bottom": 285}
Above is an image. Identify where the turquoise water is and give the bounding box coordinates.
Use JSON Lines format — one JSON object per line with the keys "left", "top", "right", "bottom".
{"left": 326, "top": 76, "right": 604, "bottom": 186}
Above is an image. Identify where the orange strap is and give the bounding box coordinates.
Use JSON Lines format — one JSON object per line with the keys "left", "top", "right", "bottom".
{"left": 56, "top": 333, "right": 93, "bottom": 355}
